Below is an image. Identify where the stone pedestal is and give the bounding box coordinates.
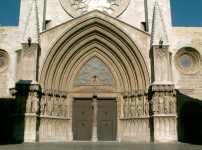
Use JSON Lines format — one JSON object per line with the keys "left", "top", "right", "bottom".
{"left": 24, "top": 114, "right": 38, "bottom": 142}
{"left": 120, "top": 117, "right": 150, "bottom": 142}
{"left": 153, "top": 115, "right": 177, "bottom": 143}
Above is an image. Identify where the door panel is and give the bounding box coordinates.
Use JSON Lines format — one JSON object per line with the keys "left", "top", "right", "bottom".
{"left": 100, "top": 120, "right": 113, "bottom": 140}
{"left": 73, "top": 100, "right": 93, "bottom": 140}
{"left": 97, "top": 100, "right": 117, "bottom": 141}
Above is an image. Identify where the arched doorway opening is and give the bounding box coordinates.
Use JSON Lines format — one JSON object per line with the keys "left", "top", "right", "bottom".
{"left": 0, "top": 102, "right": 9, "bottom": 141}
{"left": 179, "top": 102, "right": 202, "bottom": 143}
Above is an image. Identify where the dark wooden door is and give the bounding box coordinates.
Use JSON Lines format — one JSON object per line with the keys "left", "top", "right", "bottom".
{"left": 72, "top": 100, "right": 93, "bottom": 140}
{"left": 97, "top": 100, "right": 117, "bottom": 141}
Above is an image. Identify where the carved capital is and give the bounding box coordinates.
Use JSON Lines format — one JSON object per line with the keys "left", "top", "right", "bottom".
{"left": 123, "top": 92, "right": 129, "bottom": 98}
{"left": 54, "top": 90, "right": 60, "bottom": 97}
{"left": 61, "top": 91, "right": 68, "bottom": 98}
{"left": 46, "top": 89, "right": 53, "bottom": 96}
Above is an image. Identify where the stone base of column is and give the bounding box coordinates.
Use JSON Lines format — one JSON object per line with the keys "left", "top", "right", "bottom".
{"left": 116, "top": 133, "right": 122, "bottom": 142}
{"left": 91, "top": 133, "right": 98, "bottom": 142}
{"left": 68, "top": 132, "right": 73, "bottom": 142}
{"left": 153, "top": 116, "right": 178, "bottom": 143}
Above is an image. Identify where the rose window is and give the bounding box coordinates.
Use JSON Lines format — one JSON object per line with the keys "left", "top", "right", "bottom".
{"left": 75, "top": 57, "right": 115, "bottom": 85}
{"left": 69, "top": 0, "right": 121, "bottom": 15}
{"left": 60, "top": 0, "right": 130, "bottom": 17}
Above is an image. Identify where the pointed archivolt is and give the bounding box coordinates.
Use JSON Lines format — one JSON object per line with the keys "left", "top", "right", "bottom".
{"left": 75, "top": 57, "right": 115, "bottom": 86}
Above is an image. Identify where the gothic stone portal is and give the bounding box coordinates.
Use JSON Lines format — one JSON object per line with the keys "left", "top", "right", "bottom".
{"left": 72, "top": 99, "right": 117, "bottom": 141}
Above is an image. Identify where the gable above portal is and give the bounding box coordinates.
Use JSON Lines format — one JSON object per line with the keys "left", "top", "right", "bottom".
{"left": 39, "top": 10, "right": 151, "bottom": 72}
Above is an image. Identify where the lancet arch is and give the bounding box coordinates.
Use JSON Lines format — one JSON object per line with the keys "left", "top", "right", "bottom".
{"left": 40, "top": 16, "right": 150, "bottom": 92}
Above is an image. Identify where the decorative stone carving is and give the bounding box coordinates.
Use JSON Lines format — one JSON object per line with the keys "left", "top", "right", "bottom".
{"left": 170, "top": 92, "right": 176, "bottom": 114}
{"left": 151, "top": 92, "right": 159, "bottom": 115}
{"left": 116, "top": 98, "right": 121, "bottom": 118}
{"left": 130, "top": 91, "right": 137, "bottom": 117}
{"left": 54, "top": 91, "right": 60, "bottom": 116}
{"left": 31, "top": 92, "right": 39, "bottom": 113}
{"left": 26, "top": 92, "right": 32, "bottom": 113}
{"left": 92, "top": 93, "right": 98, "bottom": 142}
{"left": 69, "top": 98, "right": 73, "bottom": 118}
{"left": 40, "top": 94, "right": 46, "bottom": 115}
{"left": 145, "top": 95, "right": 149, "bottom": 116}
{"left": 123, "top": 92, "right": 129, "bottom": 117}
{"left": 164, "top": 92, "right": 170, "bottom": 114}
{"left": 92, "top": 96, "right": 98, "bottom": 118}
{"left": 46, "top": 90, "right": 53, "bottom": 116}
{"left": 137, "top": 96, "right": 143, "bottom": 116}
{"left": 159, "top": 92, "right": 164, "bottom": 114}
{"left": 60, "top": 96, "right": 66, "bottom": 117}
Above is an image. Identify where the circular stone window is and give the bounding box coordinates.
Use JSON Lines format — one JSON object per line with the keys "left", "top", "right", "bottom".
{"left": 174, "top": 47, "right": 202, "bottom": 74}
{"left": 0, "top": 49, "right": 10, "bottom": 73}
{"left": 60, "top": 0, "right": 130, "bottom": 17}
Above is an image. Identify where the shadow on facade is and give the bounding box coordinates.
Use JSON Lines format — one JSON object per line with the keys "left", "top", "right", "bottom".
{"left": 177, "top": 90, "right": 202, "bottom": 145}
{"left": 0, "top": 100, "right": 22, "bottom": 145}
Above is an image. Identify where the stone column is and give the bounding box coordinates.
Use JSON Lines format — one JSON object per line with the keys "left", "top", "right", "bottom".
{"left": 91, "top": 93, "right": 98, "bottom": 142}
{"left": 68, "top": 96, "right": 73, "bottom": 141}
{"left": 116, "top": 96, "right": 122, "bottom": 142}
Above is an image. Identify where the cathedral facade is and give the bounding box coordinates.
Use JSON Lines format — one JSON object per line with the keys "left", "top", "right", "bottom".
{"left": 0, "top": 0, "right": 202, "bottom": 143}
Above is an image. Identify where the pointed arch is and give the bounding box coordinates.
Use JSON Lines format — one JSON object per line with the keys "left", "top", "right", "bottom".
{"left": 40, "top": 16, "right": 150, "bottom": 92}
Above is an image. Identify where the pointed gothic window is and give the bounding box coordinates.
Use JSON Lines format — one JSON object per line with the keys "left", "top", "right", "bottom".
{"left": 75, "top": 57, "right": 115, "bottom": 85}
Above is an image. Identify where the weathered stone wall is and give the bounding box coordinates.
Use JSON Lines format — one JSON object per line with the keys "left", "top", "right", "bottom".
{"left": 172, "top": 27, "right": 202, "bottom": 100}
{"left": 0, "top": 27, "right": 19, "bottom": 98}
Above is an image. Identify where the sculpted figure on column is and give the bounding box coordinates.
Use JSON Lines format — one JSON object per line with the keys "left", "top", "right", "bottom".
{"left": 46, "top": 94, "right": 53, "bottom": 116}
{"left": 61, "top": 97, "right": 66, "bottom": 117}
{"left": 164, "top": 92, "right": 170, "bottom": 114}
{"left": 137, "top": 96, "right": 143, "bottom": 116}
{"left": 123, "top": 99, "right": 128, "bottom": 117}
{"left": 32, "top": 92, "right": 39, "bottom": 113}
{"left": 145, "top": 96, "right": 149, "bottom": 116}
{"left": 54, "top": 96, "right": 60, "bottom": 116}
{"left": 170, "top": 92, "right": 176, "bottom": 114}
{"left": 26, "top": 92, "right": 32, "bottom": 113}
{"left": 92, "top": 97, "right": 98, "bottom": 117}
{"left": 131, "top": 94, "right": 136, "bottom": 117}
{"left": 40, "top": 94, "right": 46, "bottom": 115}
{"left": 151, "top": 92, "right": 159, "bottom": 114}
{"left": 159, "top": 92, "right": 164, "bottom": 114}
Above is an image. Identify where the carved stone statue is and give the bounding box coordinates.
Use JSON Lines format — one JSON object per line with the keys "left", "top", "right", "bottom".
{"left": 54, "top": 96, "right": 60, "bottom": 116}
{"left": 20, "top": 99, "right": 26, "bottom": 114}
{"left": 159, "top": 97, "right": 164, "bottom": 114}
{"left": 137, "top": 96, "right": 143, "bottom": 116}
{"left": 131, "top": 97, "right": 136, "bottom": 117}
{"left": 170, "top": 92, "right": 176, "bottom": 114}
{"left": 26, "top": 92, "right": 32, "bottom": 113}
{"left": 32, "top": 92, "right": 39, "bottom": 113}
{"left": 46, "top": 95, "right": 53, "bottom": 116}
{"left": 61, "top": 97, "right": 66, "bottom": 117}
{"left": 151, "top": 92, "right": 159, "bottom": 114}
{"left": 92, "top": 98, "right": 98, "bottom": 117}
{"left": 123, "top": 99, "right": 128, "bottom": 117}
{"left": 40, "top": 95, "right": 46, "bottom": 115}
{"left": 145, "top": 97, "right": 149, "bottom": 115}
{"left": 164, "top": 92, "right": 170, "bottom": 114}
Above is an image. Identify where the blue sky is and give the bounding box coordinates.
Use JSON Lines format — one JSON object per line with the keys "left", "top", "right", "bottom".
{"left": 0, "top": 0, "right": 202, "bottom": 27}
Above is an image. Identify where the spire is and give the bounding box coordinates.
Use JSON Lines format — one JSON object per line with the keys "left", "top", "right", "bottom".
{"left": 22, "top": 0, "right": 40, "bottom": 44}
{"left": 151, "top": 2, "right": 168, "bottom": 46}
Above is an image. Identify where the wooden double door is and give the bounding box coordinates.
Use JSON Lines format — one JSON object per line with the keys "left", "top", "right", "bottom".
{"left": 73, "top": 99, "right": 117, "bottom": 141}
